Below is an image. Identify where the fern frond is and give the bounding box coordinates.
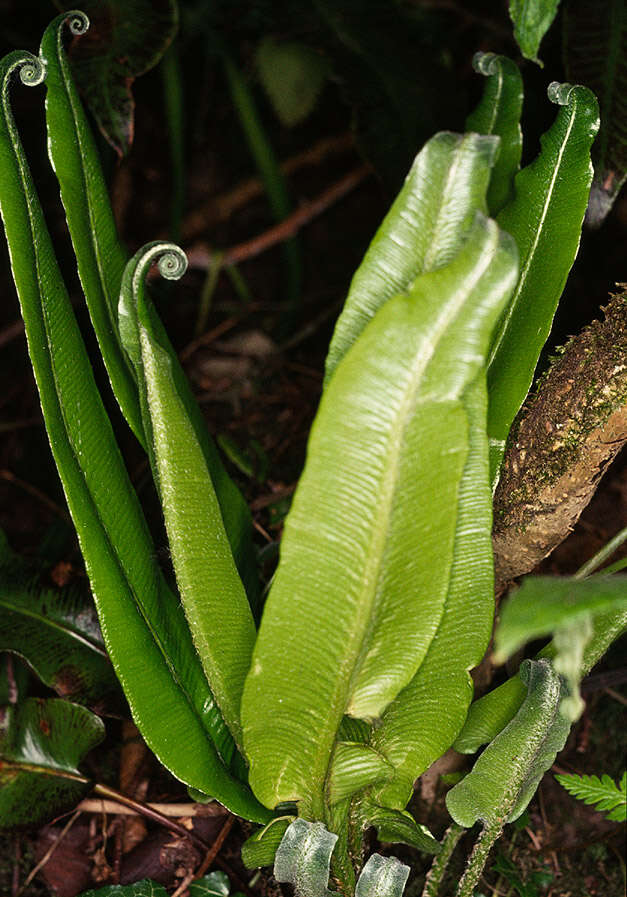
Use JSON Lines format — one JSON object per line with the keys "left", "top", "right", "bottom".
{"left": 555, "top": 772, "right": 626, "bottom": 822}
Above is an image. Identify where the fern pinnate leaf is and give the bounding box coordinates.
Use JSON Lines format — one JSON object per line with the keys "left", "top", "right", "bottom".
{"left": 555, "top": 772, "right": 627, "bottom": 821}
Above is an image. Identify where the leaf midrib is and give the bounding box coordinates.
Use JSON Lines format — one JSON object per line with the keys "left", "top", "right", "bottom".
{"left": 488, "top": 96, "right": 578, "bottom": 368}
{"left": 421, "top": 135, "right": 469, "bottom": 272}
{"left": 0, "top": 594, "right": 107, "bottom": 655}
{"left": 321, "top": 228, "right": 498, "bottom": 804}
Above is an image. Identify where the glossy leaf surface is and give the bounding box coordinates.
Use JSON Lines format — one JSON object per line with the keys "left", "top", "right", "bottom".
{"left": 0, "top": 697, "right": 103, "bottom": 828}
{"left": 564, "top": 0, "right": 627, "bottom": 224}
{"left": 119, "top": 242, "right": 256, "bottom": 751}
{"left": 488, "top": 82, "right": 599, "bottom": 480}
{"left": 189, "top": 874, "right": 236, "bottom": 897}
{"left": 52, "top": 0, "right": 178, "bottom": 155}
{"left": 447, "top": 659, "right": 570, "bottom": 826}
{"left": 0, "top": 54, "right": 266, "bottom": 821}
{"left": 495, "top": 575, "right": 627, "bottom": 662}
{"left": 454, "top": 604, "right": 627, "bottom": 753}
{"left": 508, "top": 0, "right": 560, "bottom": 64}
{"left": 466, "top": 53, "right": 523, "bottom": 215}
{"left": 40, "top": 12, "right": 143, "bottom": 443}
{"left": 242, "top": 216, "right": 518, "bottom": 816}
{"left": 0, "top": 536, "right": 123, "bottom": 714}
{"left": 40, "top": 13, "right": 257, "bottom": 600}
{"left": 366, "top": 376, "right": 495, "bottom": 809}
{"left": 80, "top": 876, "right": 236, "bottom": 897}
{"left": 324, "top": 131, "right": 498, "bottom": 382}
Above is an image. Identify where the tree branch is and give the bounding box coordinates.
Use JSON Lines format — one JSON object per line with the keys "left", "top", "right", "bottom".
{"left": 493, "top": 288, "right": 627, "bottom": 595}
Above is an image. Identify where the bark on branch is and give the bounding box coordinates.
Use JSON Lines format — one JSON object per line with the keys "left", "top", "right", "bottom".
{"left": 493, "top": 288, "right": 627, "bottom": 595}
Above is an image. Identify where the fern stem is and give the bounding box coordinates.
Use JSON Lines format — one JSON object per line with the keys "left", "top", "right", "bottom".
{"left": 574, "top": 525, "right": 627, "bottom": 579}
{"left": 225, "top": 264, "right": 253, "bottom": 304}
{"left": 161, "top": 44, "right": 185, "bottom": 243}
{"left": 421, "top": 822, "right": 465, "bottom": 897}
{"left": 220, "top": 47, "right": 302, "bottom": 324}
{"left": 455, "top": 820, "right": 504, "bottom": 897}
{"left": 195, "top": 249, "right": 225, "bottom": 337}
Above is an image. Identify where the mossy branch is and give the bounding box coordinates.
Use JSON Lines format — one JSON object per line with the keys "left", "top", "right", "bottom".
{"left": 493, "top": 288, "right": 627, "bottom": 593}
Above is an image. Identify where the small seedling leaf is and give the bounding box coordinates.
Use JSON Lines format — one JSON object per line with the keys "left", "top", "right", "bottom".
{"left": 80, "top": 882, "right": 168, "bottom": 897}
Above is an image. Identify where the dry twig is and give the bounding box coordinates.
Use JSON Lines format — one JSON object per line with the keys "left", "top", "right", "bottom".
{"left": 185, "top": 166, "right": 371, "bottom": 273}
{"left": 15, "top": 810, "right": 81, "bottom": 897}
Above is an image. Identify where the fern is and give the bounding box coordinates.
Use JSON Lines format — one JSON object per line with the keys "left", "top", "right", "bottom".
{"left": 555, "top": 771, "right": 626, "bottom": 822}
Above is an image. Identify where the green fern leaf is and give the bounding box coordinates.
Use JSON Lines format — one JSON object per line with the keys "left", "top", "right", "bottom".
{"left": 555, "top": 772, "right": 626, "bottom": 822}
